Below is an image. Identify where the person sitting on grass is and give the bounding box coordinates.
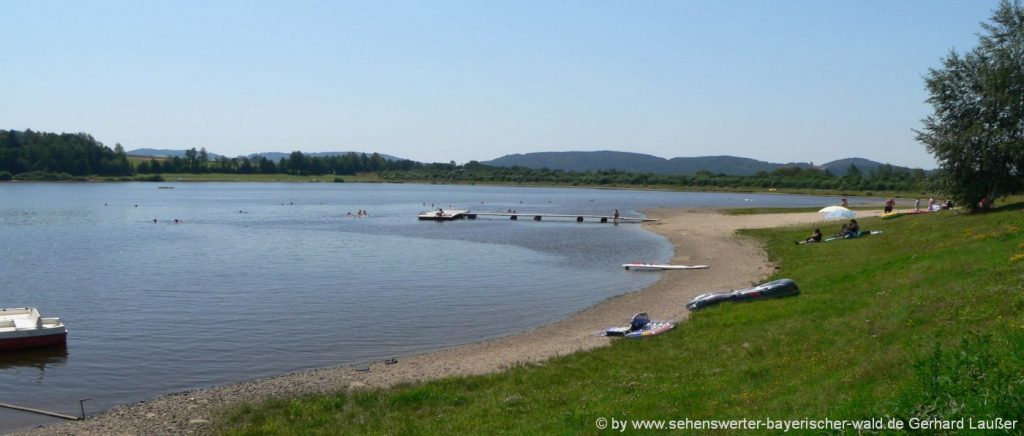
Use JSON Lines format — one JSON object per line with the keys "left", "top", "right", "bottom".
{"left": 843, "top": 219, "right": 860, "bottom": 238}
{"left": 797, "top": 228, "right": 823, "bottom": 244}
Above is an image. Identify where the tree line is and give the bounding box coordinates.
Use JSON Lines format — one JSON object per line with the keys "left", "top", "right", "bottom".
{"left": 378, "top": 160, "right": 929, "bottom": 193}
{"left": 0, "top": 129, "right": 132, "bottom": 177}
{"left": 134, "top": 148, "right": 418, "bottom": 176}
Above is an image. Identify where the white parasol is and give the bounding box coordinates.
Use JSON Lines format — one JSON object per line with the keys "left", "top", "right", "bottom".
{"left": 818, "top": 206, "right": 856, "bottom": 220}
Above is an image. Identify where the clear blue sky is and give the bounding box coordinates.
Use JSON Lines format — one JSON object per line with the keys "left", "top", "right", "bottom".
{"left": 0, "top": 1, "right": 1002, "bottom": 168}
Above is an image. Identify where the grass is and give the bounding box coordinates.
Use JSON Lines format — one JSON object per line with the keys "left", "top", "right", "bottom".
{"left": 220, "top": 205, "right": 1024, "bottom": 434}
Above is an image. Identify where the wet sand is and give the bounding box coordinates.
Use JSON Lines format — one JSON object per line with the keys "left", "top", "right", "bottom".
{"left": 18, "top": 208, "right": 870, "bottom": 435}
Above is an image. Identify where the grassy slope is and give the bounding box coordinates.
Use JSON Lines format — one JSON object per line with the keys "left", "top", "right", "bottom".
{"left": 218, "top": 206, "right": 1024, "bottom": 434}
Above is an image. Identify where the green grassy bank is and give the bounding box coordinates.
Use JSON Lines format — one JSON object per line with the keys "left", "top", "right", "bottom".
{"left": 218, "top": 206, "right": 1024, "bottom": 434}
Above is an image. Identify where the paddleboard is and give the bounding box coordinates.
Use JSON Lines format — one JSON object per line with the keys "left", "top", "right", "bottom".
{"left": 623, "top": 263, "right": 709, "bottom": 271}
{"left": 823, "top": 230, "right": 883, "bottom": 242}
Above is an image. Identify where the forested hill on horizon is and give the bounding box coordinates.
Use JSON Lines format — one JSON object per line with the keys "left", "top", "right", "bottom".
{"left": 483, "top": 151, "right": 922, "bottom": 177}
{"left": 2, "top": 128, "right": 929, "bottom": 193}
{"left": 127, "top": 148, "right": 913, "bottom": 177}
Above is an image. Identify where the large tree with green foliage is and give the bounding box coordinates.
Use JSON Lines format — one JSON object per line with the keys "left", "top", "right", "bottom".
{"left": 917, "top": 0, "right": 1024, "bottom": 210}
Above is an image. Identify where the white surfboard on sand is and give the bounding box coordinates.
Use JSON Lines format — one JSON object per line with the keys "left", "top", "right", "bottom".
{"left": 622, "top": 263, "right": 709, "bottom": 271}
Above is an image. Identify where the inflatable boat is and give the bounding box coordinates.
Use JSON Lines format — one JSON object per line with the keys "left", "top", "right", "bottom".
{"left": 604, "top": 312, "right": 675, "bottom": 338}
{"left": 686, "top": 279, "right": 799, "bottom": 311}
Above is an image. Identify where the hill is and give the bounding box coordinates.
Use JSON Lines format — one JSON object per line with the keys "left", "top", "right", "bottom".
{"left": 821, "top": 157, "right": 894, "bottom": 177}
{"left": 483, "top": 151, "right": 809, "bottom": 176}
{"left": 483, "top": 151, "right": 916, "bottom": 176}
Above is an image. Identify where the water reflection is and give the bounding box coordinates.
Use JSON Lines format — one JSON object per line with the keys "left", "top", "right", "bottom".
{"left": 0, "top": 346, "right": 68, "bottom": 381}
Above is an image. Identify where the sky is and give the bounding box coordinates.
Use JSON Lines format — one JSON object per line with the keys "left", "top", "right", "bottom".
{"left": 0, "top": 1, "right": 1004, "bottom": 168}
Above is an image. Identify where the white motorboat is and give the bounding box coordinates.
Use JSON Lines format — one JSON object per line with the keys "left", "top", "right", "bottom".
{"left": 0, "top": 308, "right": 67, "bottom": 351}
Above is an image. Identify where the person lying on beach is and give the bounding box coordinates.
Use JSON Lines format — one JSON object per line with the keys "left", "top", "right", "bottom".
{"left": 796, "top": 228, "right": 822, "bottom": 244}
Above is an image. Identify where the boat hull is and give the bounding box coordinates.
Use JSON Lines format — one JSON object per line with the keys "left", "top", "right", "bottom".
{"left": 0, "top": 331, "right": 67, "bottom": 351}
{"left": 686, "top": 278, "right": 800, "bottom": 311}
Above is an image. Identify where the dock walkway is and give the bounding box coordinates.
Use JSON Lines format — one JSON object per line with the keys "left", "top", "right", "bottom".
{"left": 418, "top": 210, "right": 656, "bottom": 223}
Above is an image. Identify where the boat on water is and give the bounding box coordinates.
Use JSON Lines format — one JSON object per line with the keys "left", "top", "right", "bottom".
{"left": 623, "top": 263, "right": 709, "bottom": 271}
{"left": 0, "top": 308, "right": 67, "bottom": 351}
{"left": 686, "top": 279, "right": 800, "bottom": 311}
{"left": 417, "top": 209, "right": 472, "bottom": 221}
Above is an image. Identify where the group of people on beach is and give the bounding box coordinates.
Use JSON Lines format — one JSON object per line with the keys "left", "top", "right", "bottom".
{"left": 797, "top": 219, "right": 860, "bottom": 244}
{"left": 915, "top": 198, "right": 953, "bottom": 212}
{"left": 886, "top": 197, "right": 954, "bottom": 214}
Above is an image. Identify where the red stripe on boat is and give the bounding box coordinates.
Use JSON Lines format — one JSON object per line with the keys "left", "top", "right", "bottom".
{"left": 0, "top": 332, "right": 67, "bottom": 351}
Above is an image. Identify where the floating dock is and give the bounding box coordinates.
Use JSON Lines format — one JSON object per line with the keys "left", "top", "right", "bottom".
{"left": 417, "top": 210, "right": 656, "bottom": 223}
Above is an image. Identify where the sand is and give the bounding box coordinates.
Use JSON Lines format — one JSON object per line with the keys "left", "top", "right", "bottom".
{"left": 17, "top": 208, "right": 873, "bottom": 435}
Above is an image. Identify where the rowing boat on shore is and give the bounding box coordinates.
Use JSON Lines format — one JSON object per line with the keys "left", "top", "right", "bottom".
{"left": 622, "top": 263, "right": 708, "bottom": 271}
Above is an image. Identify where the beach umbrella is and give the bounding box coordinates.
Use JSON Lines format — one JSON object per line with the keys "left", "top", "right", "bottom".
{"left": 818, "top": 206, "right": 855, "bottom": 220}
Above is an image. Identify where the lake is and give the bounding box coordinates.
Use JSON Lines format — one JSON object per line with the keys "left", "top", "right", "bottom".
{"left": 0, "top": 183, "right": 867, "bottom": 431}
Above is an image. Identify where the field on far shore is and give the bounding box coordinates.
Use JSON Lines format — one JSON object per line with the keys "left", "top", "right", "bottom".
{"left": 216, "top": 205, "right": 1024, "bottom": 434}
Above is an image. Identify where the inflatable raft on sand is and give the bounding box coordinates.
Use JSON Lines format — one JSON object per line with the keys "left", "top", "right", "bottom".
{"left": 604, "top": 312, "right": 675, "bottom": 338}
{"left": 686, "top": 279, "right": 800, "bottom": 311}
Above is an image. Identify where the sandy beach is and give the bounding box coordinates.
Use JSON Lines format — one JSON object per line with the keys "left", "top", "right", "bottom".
{"left": 17, "top": 207, "right": 871, "bottom": 436}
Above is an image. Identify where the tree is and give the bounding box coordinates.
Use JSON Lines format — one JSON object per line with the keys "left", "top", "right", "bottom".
{"left": 846, "top": 164, "right": 862, "bottom": 179}
{"left": 184, "top": 147, "right": 198, "bottom": 172}
{"left": 198, "top": 147, "right": 209, "bottom": 172}
{"left": 917, "top": 0, "right": 1024, "bottom": 210}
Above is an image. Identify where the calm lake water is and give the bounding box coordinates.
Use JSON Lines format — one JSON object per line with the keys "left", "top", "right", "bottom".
{"left": 0, "top": 183, "right": 868, "bottom": 431}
